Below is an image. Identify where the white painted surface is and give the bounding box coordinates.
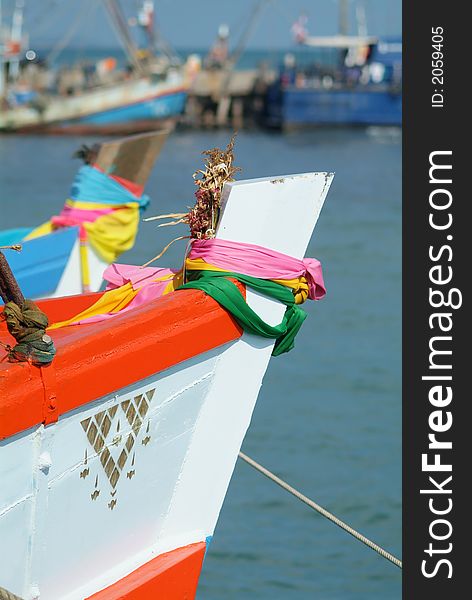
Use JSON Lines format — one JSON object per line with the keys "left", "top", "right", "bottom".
{"left": 0, "top": 429, "right": 38, "bottom": 596}
{"left": 161, "top": 173, "right": 333, "bottom": 538}
{"left": 46, "top": 239, "right": 108, "bottom": 299}
{"left": 219, "top": 173, "right": 331, "bottom": 259}
{"left": 219, "top": 172, "right": 332, "bottom": 324}
{"left": 87, "top": 245, "right": 110, "bottom": 293}
{"left": 0, "top": 347, "right": 227, "bottom": 598}
{"left": 0, "top": 173, "right": 333, "bottom": 599}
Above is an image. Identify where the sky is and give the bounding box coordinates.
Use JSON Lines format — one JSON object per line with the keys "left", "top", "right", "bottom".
{"left": 8, "top": 0, "right": 401, "bottom": 51}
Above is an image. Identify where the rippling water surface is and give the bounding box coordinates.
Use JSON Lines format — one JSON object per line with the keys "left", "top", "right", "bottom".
{"left": 0, "top": 127, "right": 401, "bottom": 599}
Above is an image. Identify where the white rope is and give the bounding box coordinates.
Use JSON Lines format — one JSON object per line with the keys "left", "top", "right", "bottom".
{"left": 238, "top": 451, "right": 402, "bottom": 569}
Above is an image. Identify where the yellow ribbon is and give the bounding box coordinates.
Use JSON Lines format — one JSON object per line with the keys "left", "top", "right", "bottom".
{"left": 185, "top": 258, "right": 310, "bottom": 304}
{"left": 24, "top": 200, "right": 141, "bottom": 263}
{"left": 48, "top": 255, "right": 308, "bottom": 330}
{"left": 49, "top": 271, "right": 182, "bottom": 329}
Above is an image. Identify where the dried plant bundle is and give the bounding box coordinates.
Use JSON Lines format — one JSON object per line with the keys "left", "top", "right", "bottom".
{"left": 187, "top": 134, "right": 240, "bottom": 239}
{"left": 140, "top": 135, "right": 240, "bottom": 267}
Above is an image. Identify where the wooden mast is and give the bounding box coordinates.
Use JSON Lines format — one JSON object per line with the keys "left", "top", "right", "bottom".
{"left": 102, "top": 0, "right": 144, "bottom": 73}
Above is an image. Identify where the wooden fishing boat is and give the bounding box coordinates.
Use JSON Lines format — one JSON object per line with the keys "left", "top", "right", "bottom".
{"left": 0, "top": 1, "right": 188, "bottom": 134}
{"left": 265, "top": 4, "right": 402, "bottom": 128}
{"left": 0, "top": 149, "right": 333, "bottom": 598}
{"left": 0, "top": 130, "right": 169, "bottom": 300}
{"left": 0, "top": 74, "right": 188, "bottom": 135}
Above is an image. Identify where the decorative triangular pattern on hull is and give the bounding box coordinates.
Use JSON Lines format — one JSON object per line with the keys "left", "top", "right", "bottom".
{"left": 80, "top": 388, "right": 155, "bottom": 507}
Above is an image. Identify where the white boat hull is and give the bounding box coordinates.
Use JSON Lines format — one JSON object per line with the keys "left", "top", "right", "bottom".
{"left": 0, "top": 173, "right": 333, "bottom": 599}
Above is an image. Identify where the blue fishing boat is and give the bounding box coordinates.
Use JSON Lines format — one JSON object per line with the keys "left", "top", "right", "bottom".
{"left": 0, "top": 130, "right": 168, "bottom": 300}
{"left": 1, "top": 75, "right": 188, "bottom": 134}
{"left": 264, "top": 4, "right": 401, "bottom": 128}
{"left": 0, "top": 1, "right": 189, "bottom": 134}
{"left": 0, "top": 227, "right": 83, "bottom": 300}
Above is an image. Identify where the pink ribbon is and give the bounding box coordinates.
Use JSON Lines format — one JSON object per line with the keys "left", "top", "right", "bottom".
{"left": 70, "top": 264, "right": 179, "bottom": 326}
{"left": 51, "top": 205, "right": 114, "bottom": 229}
{"left": 104, "top": 263, "right": 177, "bottom": 291}
{"left": 68, "top": 239, "right": 325, "bottom": 326}
{"left": 189, "top": 238, "right": 326, "bottom": 300}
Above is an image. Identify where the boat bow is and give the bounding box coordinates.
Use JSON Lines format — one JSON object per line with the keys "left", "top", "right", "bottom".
{"left": 0, "top": 171, "right": 333, "bottom": 599}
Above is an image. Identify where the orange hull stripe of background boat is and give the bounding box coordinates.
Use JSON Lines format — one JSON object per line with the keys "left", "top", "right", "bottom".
{"left": 0, "top": 288, "right": 243, "bottom": 440}
{"left": 86, "top": 542, "right": 206, "bottom": 600}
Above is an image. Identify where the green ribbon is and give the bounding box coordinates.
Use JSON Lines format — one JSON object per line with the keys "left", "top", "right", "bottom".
{"left": 177, "top": 270, "right": 307, "bottom": 356}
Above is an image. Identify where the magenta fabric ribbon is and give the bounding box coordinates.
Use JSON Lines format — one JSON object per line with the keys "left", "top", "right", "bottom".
{"left": 66, "top": 238, "right": 325, "bottom": 326}
{"left": 68, "top": 264, "right": 179, "bottom": 326}
{"left": 51, "top": 206, "right": 115, "bottom": 230}
{"left": 189, "top": 238, "right": 326, "bottom": 300}
{"left": 104, "top": 263, "right": 177, "bottom": 291}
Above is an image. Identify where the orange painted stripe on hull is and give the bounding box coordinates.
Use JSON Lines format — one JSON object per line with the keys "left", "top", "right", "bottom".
{"left": 0, "top": 288, "right": 243, "bottom": 440}
{"left": 36, "top": 291, "right": 106, "bottom": 323}
{"left": 86, "top": 542, "right": 206, "bottom": 600}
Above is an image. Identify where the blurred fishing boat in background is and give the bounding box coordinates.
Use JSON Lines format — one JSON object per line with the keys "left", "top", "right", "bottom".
{"left": 264, "top": 1, "right": 402, "bottom": 128}
{"left": 0, "top": 130, "right": 168, "bottom": 299}
{"left": 0, "top": 1, "right": 188, "bottom": 133}
{"left": 0, "top": 136, "right": 333, "bottom": 598}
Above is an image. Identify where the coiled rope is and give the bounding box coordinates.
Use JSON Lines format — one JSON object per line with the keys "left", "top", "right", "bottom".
{"left": 0, "top": 586, "right": 23, "bottom": 600}
{"left": 0, "top": 251, "right": 56, "bottom": 365}
{"left": 238, "top": 451, "right": 402, "bottom": 569}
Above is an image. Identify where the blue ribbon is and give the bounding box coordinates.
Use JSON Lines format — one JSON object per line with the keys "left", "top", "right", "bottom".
{"left": 69, "top": 165, "right": 150, "bottom": 211}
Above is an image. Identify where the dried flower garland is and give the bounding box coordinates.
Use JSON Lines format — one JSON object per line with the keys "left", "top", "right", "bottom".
{"left": 142, "top": 135, "right": 240, "bottom": 267}
{"left": 187, "top": 134, "right": 240, "bottom": 239}
{"left": 144, "top": 135, "right": 240, "bottom": 236}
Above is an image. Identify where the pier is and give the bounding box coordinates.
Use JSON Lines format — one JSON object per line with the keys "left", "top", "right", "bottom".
{"left": 183, "top": 66, "right": 275, "bottom": 130}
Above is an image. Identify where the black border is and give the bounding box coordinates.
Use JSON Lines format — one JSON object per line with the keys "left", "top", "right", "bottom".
{"left": 403, "top": 2, "right": 466, "bottom": 597}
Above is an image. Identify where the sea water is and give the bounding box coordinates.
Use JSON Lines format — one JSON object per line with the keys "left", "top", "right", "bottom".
{"left": 0, "top": 127, "right": 401, "bottom": 599}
